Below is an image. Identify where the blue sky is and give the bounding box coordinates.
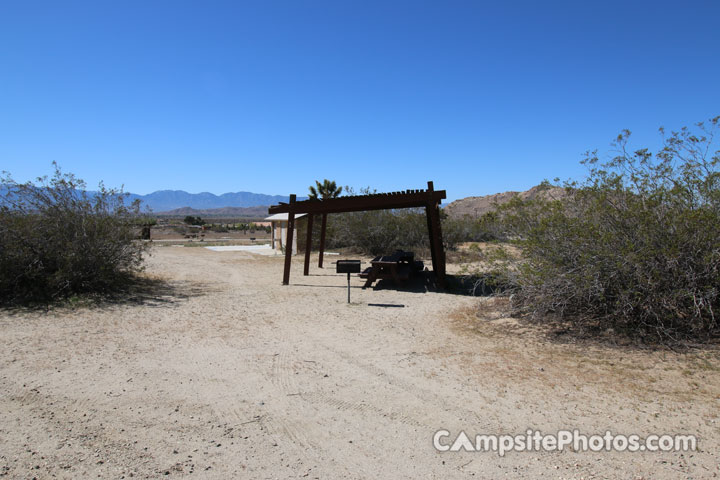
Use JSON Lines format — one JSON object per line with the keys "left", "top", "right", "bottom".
{"left": 1, "top": 0, "right": 718, "bottom": 202}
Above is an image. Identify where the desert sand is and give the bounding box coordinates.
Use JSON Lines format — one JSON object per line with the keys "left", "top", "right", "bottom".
{"left": 1, "top": 246, "right": 718, "bottom": 479}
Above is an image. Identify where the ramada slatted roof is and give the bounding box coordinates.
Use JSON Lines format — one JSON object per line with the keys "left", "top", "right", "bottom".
{"left": 268, "top": 181, "right": 447, "bottom": 287}
{"left": 268, "top": 187, "right": 447, "bottom": 215}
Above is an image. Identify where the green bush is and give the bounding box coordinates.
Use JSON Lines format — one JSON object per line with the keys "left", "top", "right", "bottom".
{"left": 305, "top": 186, "right": 472, "bottom": 255}
{"left": 0, "top": 164, "right": 149, "bottom": 304}
{"left": 209, "top": 224, "right": 228, "bottom": 233}
{"left": 183, "top": 215, "right": 204, "bottom": 225}
{"left": 501, "top": 117, "right": 720, "bottom": 341}
{"left": 326, "top": 208, "right": 463, "bottom": 256}
{"left": 327, "top": 208, "right": 426, "bottom": 255}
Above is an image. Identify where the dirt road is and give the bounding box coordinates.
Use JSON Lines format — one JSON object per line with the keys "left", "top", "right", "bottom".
{"left": 1, "top": 247, "right": 718, "bottom": 478}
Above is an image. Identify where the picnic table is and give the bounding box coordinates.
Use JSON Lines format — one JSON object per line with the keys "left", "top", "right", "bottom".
{"left": 360, "top": 250, "right": 423, "bottom": 288}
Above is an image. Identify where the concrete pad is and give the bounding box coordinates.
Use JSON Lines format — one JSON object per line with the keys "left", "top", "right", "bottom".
{"left": 204, "top": 244, "right": 276, "bottom": 255}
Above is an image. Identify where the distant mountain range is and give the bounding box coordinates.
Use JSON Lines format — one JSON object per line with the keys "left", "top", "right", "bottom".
{"left": 152, "top": 186, "right": 568, "bottom": 218}
{"left": 3, "top": 183, "right": 570, "bottom": 219}
{"left": 157, "top": 205, "right": 271, "bottom": 217}
{"left": 124, "top": 190, "right": 306, "bottom": 213}
{"left": 0, "top": 184, "right": 304, "bottom": 215}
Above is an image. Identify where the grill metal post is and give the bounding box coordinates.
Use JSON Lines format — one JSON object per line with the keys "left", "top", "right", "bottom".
{"left": 336, "top": 260, "right": 361, "bottom": 304}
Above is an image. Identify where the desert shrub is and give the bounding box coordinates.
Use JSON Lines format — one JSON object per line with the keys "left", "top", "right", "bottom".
{"left": 326, "top": 208, "right": 463, "bottom": 256}
{"left": 440, "top": 214, "right": 479, "bottom": 250}
{"left": 209, "top": 224, "right": 228, "bottom": 233}
{"left": 473, "top": 211, "right": 507, "bottom": 241}
{"left": 501, "top": 117, "right": 720, "bottom": 341}
{"left": 326, "top": 208, "right": 425, "bottom": 255}
{"left": 459, "top": 242, "right": 521, "bottom": 295}
{"left": 183, "top": 215, "right": 204, "bottom": 225}
{"left": 0, "top": 164, "right": 149, "bottom": 304}
{"left": 442, "top": 212, "right": 504, "bottom": 244}
{"left": 310, "top": 186, "right": 487, "bottom": 256}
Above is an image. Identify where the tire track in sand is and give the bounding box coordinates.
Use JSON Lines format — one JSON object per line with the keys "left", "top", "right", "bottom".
{"left": 317, "top": 342, "right": 491, "bottom": 429}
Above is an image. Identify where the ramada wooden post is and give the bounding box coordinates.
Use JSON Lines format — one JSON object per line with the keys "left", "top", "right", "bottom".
{"left": 318, "top": 213, "right": 327, "bottom": 268}
{"left": 282, "top": 194, "right": 296, "bottom": 285}
{"left": 303, "top": 213, "right": 314, "bottom": 276}
{"left": 430, "top": 202, "right": 446, "bottom": 287}
{"left": 425, "top": 181, "right": 446, "bottom": 288}
{"left": 425, "top": 181, "right": 439, "bottom": 280}
{"left": 425, "top": 204, "right": 438, "bottom": 276}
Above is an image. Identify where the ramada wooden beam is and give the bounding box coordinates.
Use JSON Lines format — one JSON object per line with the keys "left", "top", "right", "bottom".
{"left": 268, "top": 190, "right": 446, "bottom": 215}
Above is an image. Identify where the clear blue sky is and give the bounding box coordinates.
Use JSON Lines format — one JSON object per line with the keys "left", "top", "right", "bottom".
{"left": 1, "top": 0, "right": 718, "bottom": 202}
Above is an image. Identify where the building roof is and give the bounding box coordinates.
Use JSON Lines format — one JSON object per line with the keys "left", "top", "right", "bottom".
{"left": 265, "top": 213, "right": 307, "bottom": 221}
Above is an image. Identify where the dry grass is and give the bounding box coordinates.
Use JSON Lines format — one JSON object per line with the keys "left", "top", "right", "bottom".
{"left": 445, "top": 301, "right": 720, "bottom": 406}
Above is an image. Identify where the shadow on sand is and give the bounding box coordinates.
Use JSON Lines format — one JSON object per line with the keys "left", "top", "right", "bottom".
{"left": 0, "top": 275, "right": 209, "bottom": 314}
{"left": 364, "top": 271, "right": 490, "bottom": 297}
{"left": 293, "top": 271, "right": 490, "bottom": 297}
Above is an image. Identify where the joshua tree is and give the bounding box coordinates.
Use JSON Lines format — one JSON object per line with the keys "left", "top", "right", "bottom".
{"left": 308, "top": 179, "right": 342, "bottom": 200}
{"left": 307, "top": 179, "right": 342, "bottom": 268}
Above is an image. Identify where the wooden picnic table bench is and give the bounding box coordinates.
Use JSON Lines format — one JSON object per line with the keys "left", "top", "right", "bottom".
{"left": 360, "top": 250, "right": 423, "bottom": 288}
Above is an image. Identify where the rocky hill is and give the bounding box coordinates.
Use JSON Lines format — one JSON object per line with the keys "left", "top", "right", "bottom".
{"left": 444, "top": 185, "right": 566, "bottom": 219}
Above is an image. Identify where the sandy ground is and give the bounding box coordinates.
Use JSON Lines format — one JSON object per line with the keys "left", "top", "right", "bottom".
{"left": 150, "top": 228, "right": 271, "bottom": 242}
{"left": 1, "top": 247, "right": 719, "bottom": 479}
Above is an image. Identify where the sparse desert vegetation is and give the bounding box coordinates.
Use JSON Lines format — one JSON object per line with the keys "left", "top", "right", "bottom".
{"left": 494, "top": 117, "right": 720, "bottom": 343}
{"left": 1, "top": 117, "right": 718, "bottom": 478}
{"left": 0, "top": 164, "right": 148, "bottom": 305}
{"left": 4, "top": 0, "right": 719, "bottom": 476}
